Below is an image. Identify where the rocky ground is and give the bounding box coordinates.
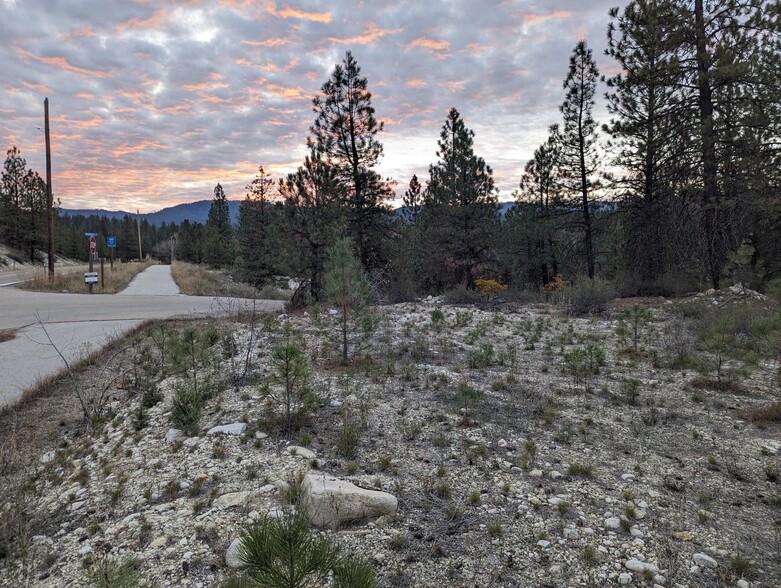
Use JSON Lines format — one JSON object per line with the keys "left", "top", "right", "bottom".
{"left": 1, "top": 294, "right": 780, "bottom": 587}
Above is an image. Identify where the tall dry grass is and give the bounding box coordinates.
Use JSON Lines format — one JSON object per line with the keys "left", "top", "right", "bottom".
{"left": 18, "top": 260, "right": 154, "bottom": 294}
{"left": 171, "top": 261, "right": 290, "bottom": 300}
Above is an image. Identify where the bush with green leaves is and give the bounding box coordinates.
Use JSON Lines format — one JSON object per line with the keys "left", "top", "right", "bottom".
{"left": 562, "top": 344, "right": 606, "bottom": 389}
{"left": 222, "top": 513, "right": 377, "bottom": 588}
{"left": 616, "top": 304, "right": 653, "bottom": 353}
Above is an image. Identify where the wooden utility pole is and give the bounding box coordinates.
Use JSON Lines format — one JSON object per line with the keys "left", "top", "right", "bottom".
{"left": 44, "top": 98, "right": 54, "bottom": 280}
{"left": 136, "top": 209, "right": 143, "bottom": 260}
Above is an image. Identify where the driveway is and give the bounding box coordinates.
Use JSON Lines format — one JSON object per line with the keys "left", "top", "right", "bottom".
{"left": 0, "top": 265, "right": 284, "bottom": 407}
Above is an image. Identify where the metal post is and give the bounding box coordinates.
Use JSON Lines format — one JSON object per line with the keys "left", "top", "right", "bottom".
{"left": 101, "top": 258, "right": 105, "bottom": 290}
{"left": 88, "top": 251, "right": 94, "bottom": 294}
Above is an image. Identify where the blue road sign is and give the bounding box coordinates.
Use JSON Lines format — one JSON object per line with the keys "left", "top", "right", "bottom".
{"left": 84, "top": 232, "right": 98, "bottom": 237}
{"left": 107, "top": 236, "right": 117, "bottom": 248}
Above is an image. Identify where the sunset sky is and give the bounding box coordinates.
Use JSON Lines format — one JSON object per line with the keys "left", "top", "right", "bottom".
{"left": 0, "top": 0, "right": 619, "bottom": 212}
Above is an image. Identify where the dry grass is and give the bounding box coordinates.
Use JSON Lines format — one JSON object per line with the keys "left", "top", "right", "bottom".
{"left": 17, "top": 260, "right": 154, "bottom": 294}
{"left": 743, "top": 400, "right": 781, "bottom": 425}
{"left": 171, "top": 261, "right": 291, "bottom": 300}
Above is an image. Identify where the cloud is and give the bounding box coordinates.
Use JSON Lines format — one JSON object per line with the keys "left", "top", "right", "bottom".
{"left": 0, "top": 0, "right": 620, "bottom": 210}
{"left": 264, "top": 1, "right": 332, "bottom": 23}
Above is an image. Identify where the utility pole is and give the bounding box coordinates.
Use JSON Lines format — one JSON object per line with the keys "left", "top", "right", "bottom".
{"left": 136, "top": 209, "right": 143, "bottom": 260}
{"left": 44, "top": 98, "right": 54, "bottom": 280}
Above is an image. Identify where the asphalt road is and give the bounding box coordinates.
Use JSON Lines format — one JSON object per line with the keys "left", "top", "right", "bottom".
{"left": 0, "top": 265, "right": 284, "bottom": 407}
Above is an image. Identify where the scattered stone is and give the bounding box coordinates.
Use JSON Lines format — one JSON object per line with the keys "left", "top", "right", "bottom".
{"left": 41, "top": 450, "right": 56, "bottom": 464}
{"left": 225, "top": 538, "right": 243, "bottom": 569}
{"left": 626, "top": 559, "right": 659, "bottom": 574}
{"left": 692, "top": 553, "right": 718, "bottom": 569}
{"left": 207, "top": 422, "right": 247, "bottom": 436}
{"left": 165, "top": 428, "right": 182, "bottom": 443}
{"left": 605, "top": 517, "right": 621, "bottom": 530}
{"left": 528, "top": 469, "right": 543, "bottom": 478}
{"left": 618, "top": 572, "right": 633, "bottom": 585}
{"left": 213, "top": 491, "right": 253, "bottom": 509}
{"left": 286, "top": 446, "right": 316, "bottom": 460}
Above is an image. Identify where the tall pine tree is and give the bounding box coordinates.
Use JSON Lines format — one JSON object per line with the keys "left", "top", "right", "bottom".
{"left": 309, "top": 51, "right": 391, "bottom": 270}
{"left": 280, "top": 149, "right": 346, "bottom": 302}
{"left": 204, "top": 183, "right": 235, "bottom": 268}
{"left": 423, "top": 108, "right": 498, "bottom": 290}
{"left": 237, "top": 166, "right": 279, "bottom": 286}
{"left": 558, "top": 41, "right": 601, "bottom": 280}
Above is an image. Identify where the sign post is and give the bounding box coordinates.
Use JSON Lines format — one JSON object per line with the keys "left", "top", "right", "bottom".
{"left": 85, "top": 232, "right": 98, "bottom": 293}
{"left": 107, "top": 236, "right": 116, "bottom": 269}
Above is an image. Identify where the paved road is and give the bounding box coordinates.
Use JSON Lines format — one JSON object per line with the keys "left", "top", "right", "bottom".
{"left": 0, "top": 264, "right": 88, "bottom": 287}
{"left": 0, "top": 265, "right": 283, "bottom": 407}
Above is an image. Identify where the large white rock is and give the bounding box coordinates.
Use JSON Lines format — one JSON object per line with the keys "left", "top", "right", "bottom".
{"left": 302, "top": 473, "right": 397, "bottom": 528}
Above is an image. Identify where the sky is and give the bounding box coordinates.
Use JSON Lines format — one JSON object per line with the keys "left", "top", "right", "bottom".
{"left": 0, "top": 0, "right": 621, "bottom": 212}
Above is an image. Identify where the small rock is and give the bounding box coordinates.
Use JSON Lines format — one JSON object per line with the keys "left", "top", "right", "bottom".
{"left": 528, "top": 469, "right": 543, "bottom": 478}
{"left": 225, "top": 538, "right": 243, "bottom": 569}
{"left": 213, "top": 491, "right": 253, "bottom": 509}
{"left": 674, "top": 531, "right": 692, "bottom": 542}
{"left": 287, "top": 446, "right": 316, "bottom": 460}
{"left": 149, "top": 536, "right": 168, "bottom": 549}
{"left": 207, "top": 422, "right": 247, "bottom": 436}
{"left": 618, "top": 572, "right": 633, "bottom": 585}
{"left": 737, "top": 580, "right": 749, "bottom": 588}
{"left": 549, "top": 470, "right": 563, "bottom": 480}
{"left": 537, "top": 540, "right": 551, "bottom": 548}
{"left": 41, "top": 451, "right": 56, "bottom": 464}
{"left": 626, "top": 559, "right": 659, "bottom": 574}
{"left": 78, "top": 543, "right": 93, "bottom": 555}
{"left": 692, "top": 553, "right": 718, "bottom": 569}
{"left": 165, "top": 429, "right": 182, "bottom": 443}
{"left": 605, "top": 517, "right": 621, "bottom": 530}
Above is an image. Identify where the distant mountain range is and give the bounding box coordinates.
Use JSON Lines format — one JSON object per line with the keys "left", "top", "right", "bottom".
{"left": 61, "top": 200, "right": 519, "bottom": 227}
{"left": 61, "top": 200, "right": 242, "bottom": 226}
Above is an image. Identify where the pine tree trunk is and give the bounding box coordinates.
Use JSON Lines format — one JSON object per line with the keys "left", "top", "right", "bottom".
{"left": 694, "top": 0, "right": 722, "bottom": 289}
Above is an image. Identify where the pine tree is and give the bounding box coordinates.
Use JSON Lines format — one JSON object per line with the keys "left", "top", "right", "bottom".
{"left": 21, "top": 169, "right": 47, "bottom": 262}
{"left": 401, "top": 174, "right": 422, "bottom": 223}
{"left": 514, "top": 125, "right": 563, "bottom": 286}
{"left": 323, "top": 238, "right": 371, "bottom": 364}
{"left": 558, "top": 41, "right": 601, "bottom": 280}
{"left": 604, "top": 0, "right": 686, "bottom": 287}
{"left": 423, "top": 108, "right": 498, "bottom": 290}
{"left": 204, "top": 183, "right": 235, "bottom": 268}
{"left": 1, "top": 146, "right": 27, "bottom": 251}
{"left": 309, "top": 51, "right": 392, "bottom": 270}
{"left": 670, "top": 0, "right": 773, "bottom": 287}
{"left": 280, "top": 149, "right": 346, "bottom": 302}
{"left": 238, "top": 166, "right": 279, "bottom": 286}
